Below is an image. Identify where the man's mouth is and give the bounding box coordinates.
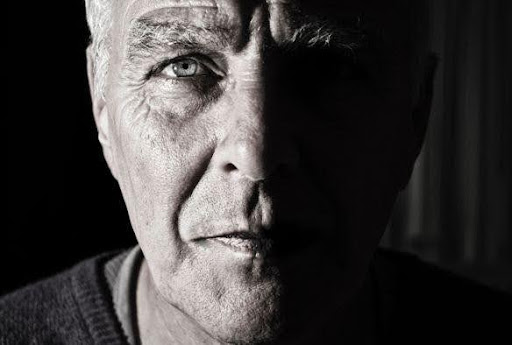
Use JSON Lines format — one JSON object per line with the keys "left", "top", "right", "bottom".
{"left": 206, "top": 232, "right": 274, "bottom": 256}
{"left": 195, "top": 224, "right": 324, "bottom": 258}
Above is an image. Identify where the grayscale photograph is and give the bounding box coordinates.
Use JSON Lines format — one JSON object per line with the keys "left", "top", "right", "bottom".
{"left": 3, "top": 0, "right": 512, "bottom": 344}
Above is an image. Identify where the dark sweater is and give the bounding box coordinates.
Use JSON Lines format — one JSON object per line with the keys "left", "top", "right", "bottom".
{"left": 1, "top": 249, "right": 511, "bottom": 345}
{"left": 0, "top": 252, "right": 127, "bottom": 345}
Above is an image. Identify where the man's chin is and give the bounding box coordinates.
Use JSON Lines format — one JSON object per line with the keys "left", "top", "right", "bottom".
{"left": 188, "top": 280, "right": 285, "bottom": 345}
{"left": 155, "top": 236, "right": 347, "bottom": 344}
{"left": 213, "top": 314, "right": 284, "bottom": 345}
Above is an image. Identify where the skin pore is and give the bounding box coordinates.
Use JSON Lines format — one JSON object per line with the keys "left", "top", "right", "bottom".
{"left": 88, "top": 0, "right": 432, "bottom": 344}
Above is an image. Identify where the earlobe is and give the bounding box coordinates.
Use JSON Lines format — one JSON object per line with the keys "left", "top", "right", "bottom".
{"left": 86, "top": 46, "right": 118, "bottom": 180}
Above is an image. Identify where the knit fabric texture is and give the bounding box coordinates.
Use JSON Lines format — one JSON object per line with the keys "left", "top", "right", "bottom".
{"left": 0, "top": 252, "right": 128, "bottom": 345}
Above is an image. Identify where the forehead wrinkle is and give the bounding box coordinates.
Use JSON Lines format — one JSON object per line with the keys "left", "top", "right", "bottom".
{"left": 120, "top": 0, "right": 220, "bottom": 34}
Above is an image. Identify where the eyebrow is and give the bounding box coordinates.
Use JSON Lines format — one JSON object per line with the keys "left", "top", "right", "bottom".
{"left": 126, "top": 18, "right": 237, "bottom": 62}
{"left": 286, "top": 20, "right": 367, "bottom": 53}
{"left": 126, "top": 16, "right": 367, "bottom": 63}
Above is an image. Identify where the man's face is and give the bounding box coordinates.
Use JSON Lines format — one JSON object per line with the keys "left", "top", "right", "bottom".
{"left": 94, "top": 0, "right": 419, "bottom": 342}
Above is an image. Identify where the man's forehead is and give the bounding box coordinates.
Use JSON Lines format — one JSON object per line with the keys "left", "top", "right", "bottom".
{"left": 109, "top": 0, "right": 414, "bottom": 73}
{"left": 113, "top": 0, "right": 381, "bottom": 54}
{"left": 113, "top": 0, "right": 378, "bottom": 33}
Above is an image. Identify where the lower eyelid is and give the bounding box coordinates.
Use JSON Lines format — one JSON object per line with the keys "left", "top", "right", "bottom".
{"left": 150, "top": 75, "right": 220, "bottom": 94}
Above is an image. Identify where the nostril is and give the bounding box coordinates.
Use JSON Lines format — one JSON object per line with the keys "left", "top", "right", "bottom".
{"left": 224, "top": 163, "right": 237, "bottom": 173}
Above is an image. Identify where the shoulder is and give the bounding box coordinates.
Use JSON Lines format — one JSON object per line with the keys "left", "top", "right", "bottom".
{"left": 0, "top": 252, "right": 126, "bottom": 345}
{"left": 374, "top": 247, "right": 512, "bottom": 305}
{"left": 374, "top": 248, "right": 512, "bottom": 343}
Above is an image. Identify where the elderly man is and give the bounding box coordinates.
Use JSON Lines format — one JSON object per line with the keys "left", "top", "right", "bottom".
{"left": 1, "top": 0, "right": 510, "bottom": 344}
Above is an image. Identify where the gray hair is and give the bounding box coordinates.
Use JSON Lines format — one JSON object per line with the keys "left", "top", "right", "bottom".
{"left": 85, "top": 0, "right": 112, "bottom": 100}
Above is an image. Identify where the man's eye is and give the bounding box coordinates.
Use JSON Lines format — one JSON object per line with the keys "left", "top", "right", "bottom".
{"left": 160, "top": 58, "right": 207, "bottom": 78}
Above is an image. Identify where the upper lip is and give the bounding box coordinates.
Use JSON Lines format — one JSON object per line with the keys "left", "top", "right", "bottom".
{"left": 194, "top": 223, "right": 319, "bottom": 244}
{"left": 198, "top": 229, "right": 268, "bottom": 241}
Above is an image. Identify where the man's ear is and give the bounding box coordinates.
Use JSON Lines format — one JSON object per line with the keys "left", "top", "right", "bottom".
{"left": 86, "top": 46, "right": 118, "bottom": 180}
{"left": 411, "top": 53, "right": 438, "bottom": 158}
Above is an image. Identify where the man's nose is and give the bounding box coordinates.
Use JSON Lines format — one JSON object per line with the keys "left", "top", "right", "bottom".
{"left": 212, "top": 89, "right": 298, "bottom": 182}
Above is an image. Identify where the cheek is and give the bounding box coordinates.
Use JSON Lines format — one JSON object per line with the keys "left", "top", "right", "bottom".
{"left": 301, "top": 103, "right": 411, "bottom": 263}
{"left": 110, "top": 91, "right": 217, "bottom": 242}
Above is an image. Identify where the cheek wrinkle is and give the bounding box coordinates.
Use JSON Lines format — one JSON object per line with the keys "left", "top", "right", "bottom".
{"left": 174, "top": 148, "right": 216, "bottom": 241}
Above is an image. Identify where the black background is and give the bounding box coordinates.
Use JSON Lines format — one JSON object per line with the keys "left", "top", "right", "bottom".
{"left": 6, "top": 1, "right": 136, "bottom": 295}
